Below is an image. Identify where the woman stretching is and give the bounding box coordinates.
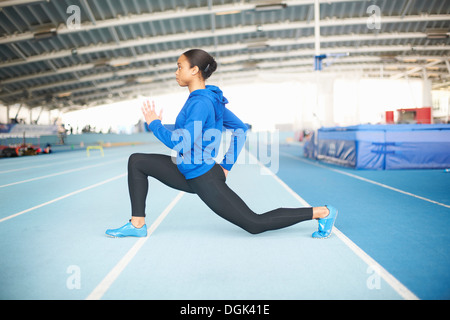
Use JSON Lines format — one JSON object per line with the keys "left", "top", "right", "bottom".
{"left": 106, "top": 49, "right": 338, "bottom": 239}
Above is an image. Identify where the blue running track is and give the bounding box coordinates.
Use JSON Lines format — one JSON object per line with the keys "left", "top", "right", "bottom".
{"left": 0, "top": 137, "right": 448, "bottom": 300}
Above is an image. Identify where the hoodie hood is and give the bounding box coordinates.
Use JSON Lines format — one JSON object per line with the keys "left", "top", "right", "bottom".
{"left": 190, "top": 85, "right": 228, "bottom": 120}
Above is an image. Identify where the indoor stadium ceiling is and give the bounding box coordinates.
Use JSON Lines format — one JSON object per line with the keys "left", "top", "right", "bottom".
{"left": 0, "top": 0, "right": 449, "bottom": 111}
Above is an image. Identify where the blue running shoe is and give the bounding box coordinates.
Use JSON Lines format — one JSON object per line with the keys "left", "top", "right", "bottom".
{"left": 105, "top": 220, "right": 147, "bottom": 238}
{"left": 312, "top": 205, "right": 338, "bottom": 239}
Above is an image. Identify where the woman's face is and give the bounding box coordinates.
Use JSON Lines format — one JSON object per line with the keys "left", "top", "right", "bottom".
{"left": 175, "top": 54, "right": 196, "bottom": 87}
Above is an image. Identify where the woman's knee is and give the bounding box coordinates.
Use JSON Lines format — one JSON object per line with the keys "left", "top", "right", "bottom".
{"left": 128, "top": 153, "right": 151, "bottom": 168}
{"left": 231, "top": 214, "right": 266, "bottom": 235}
{"left": 128, "top": 153, "right": 150, "bottom": 175}
{"left": 241, "top": 223, "right": 265, "bottom": 235}
{"left": 128, "top": 152, "right": 141, "bottom": 163}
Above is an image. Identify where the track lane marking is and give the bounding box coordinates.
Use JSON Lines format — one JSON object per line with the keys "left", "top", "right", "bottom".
{"left": 249, "top": 151, "right": 419, "bottom": 300}
{"left": 85, "top": 191, "right": 185, "bottom": 300}
{"left": 280, "top": 151, "right": 450, "bottom": 209}
{"left": 0, "top": 172, "right": 127, "bottom": 223}
{"left": 0, "top": 158, "right": 127, "bottom": 188}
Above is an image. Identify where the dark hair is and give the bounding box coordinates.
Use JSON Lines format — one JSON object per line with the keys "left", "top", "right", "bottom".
{"left": 182, "top": 49, "right": 217, "bottom": 80}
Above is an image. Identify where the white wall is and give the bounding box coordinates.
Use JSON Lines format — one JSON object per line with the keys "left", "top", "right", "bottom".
{"left": 333, "top": 78, "right": 423, "bottom": 126}
{"left": 62, "top": 99, "right": 143, "bottom": 134}
{"left": 60, "top": 76, "right": 429, "bottom": 133}
{"left": 62, "top": 81, "right": 315, "bottom": 133}
{"left": 221, "top": 81, "right": 311, "bottom": 132}
{"left": 432, "top": 89, "right": 450, "bottom": 123}
{"left": 223, "top": 76, "right": 425, "bottom": 130}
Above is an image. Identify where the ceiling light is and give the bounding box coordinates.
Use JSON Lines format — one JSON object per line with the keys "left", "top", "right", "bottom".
{"left": 57, "top": 92, "right": 72, "bottom": 98}
{"left": 427, "top": 34, "right": 449, "bottom": 39}
{"left": 137, "top": 77, "right": 154, "bottom": 84}
{"left": 242, "top": 61, "right": 259, "bottom": 69}
{"left": 380, "top": 55, "right": 397, "bottom": 63}
{"left": 34, "top": 29, "right": 57, "bottom": 40}
{"left": 215, "top": 10, "right": 242, "bottom": 16}
{"left": 94, "top": 59, "right": 111, "bottom": 68}
{"left": 247, "top": 43, "right": 269, "bottom": 49}
{"left": 426, "top": 28, "right": 449, "bottom": 39}
{"left": 245, "top": 38, "right": 269, "bottom": 49}
{"left": 255, "top": 3, "right": 286, "bottom": 12}
{"left": 110, "top": 60, "right": 132, "bottom": 67}
{"left": 402, "top": 58, "right": 417, "bottom": 63}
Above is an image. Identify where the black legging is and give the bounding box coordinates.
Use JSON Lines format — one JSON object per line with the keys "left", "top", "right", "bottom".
{"left": 127, "top": 153, "right": 313, "bottom": 234}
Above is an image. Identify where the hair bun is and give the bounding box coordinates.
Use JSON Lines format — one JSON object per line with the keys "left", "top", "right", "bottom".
{"left": 183, "top": 49, "right": 217, "bottom": 80}
{"left": 204, "top": 60, "right": 217, "bottom": 79}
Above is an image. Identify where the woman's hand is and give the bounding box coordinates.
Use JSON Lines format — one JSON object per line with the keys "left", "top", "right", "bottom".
{"left": 142, "top": 100, "right": 163, "bottom": 125}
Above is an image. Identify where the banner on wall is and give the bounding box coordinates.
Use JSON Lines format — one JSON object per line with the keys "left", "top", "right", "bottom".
{"left": 0, "top": 124, "right": 58, "bottom": 137}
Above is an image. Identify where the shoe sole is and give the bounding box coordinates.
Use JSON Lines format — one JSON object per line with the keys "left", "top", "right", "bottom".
{"left": 105, "top": 233, "right": 147, "bottom": 238}
{"left": 312, "top": 233, "right": 332, "bottom": 239}
{"left": 105, "top": 234, "right": 122, "bottom": 238}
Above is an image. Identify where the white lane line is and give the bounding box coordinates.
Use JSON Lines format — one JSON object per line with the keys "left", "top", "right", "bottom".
{"left": 0, "top": 144, "right": 139, "bottom": 174}
{"left": 0, "top": 158, "right": 82, "bottom": 174}
{"left": 0, "top": 172, "right": 127, "bottom": 224}
{"left": 280, "top": 151, "right": 450, "bottom": 209}
{"left": 332, "top": 228, "right": 419, "bottom": 300}
{"left": 248, "top": 151, "right": 419, "bottom": 300}
{"left": 0, "top": 158, "right": 127, "bottom": 188}
{"left": 0, "top": 156, "right": 107, "bottom": 174}
{"left": 85, "top": 191, "right": 185, "bottom": 300}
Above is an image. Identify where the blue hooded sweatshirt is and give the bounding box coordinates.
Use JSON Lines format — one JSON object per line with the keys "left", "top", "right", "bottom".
{"left": 148, "top": 85, "right": 248, "bottom": 179}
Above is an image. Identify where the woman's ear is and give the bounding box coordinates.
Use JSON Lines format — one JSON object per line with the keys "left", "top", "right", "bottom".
{"left": 191, "top": 66, "right": 199, "bottom": 75}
